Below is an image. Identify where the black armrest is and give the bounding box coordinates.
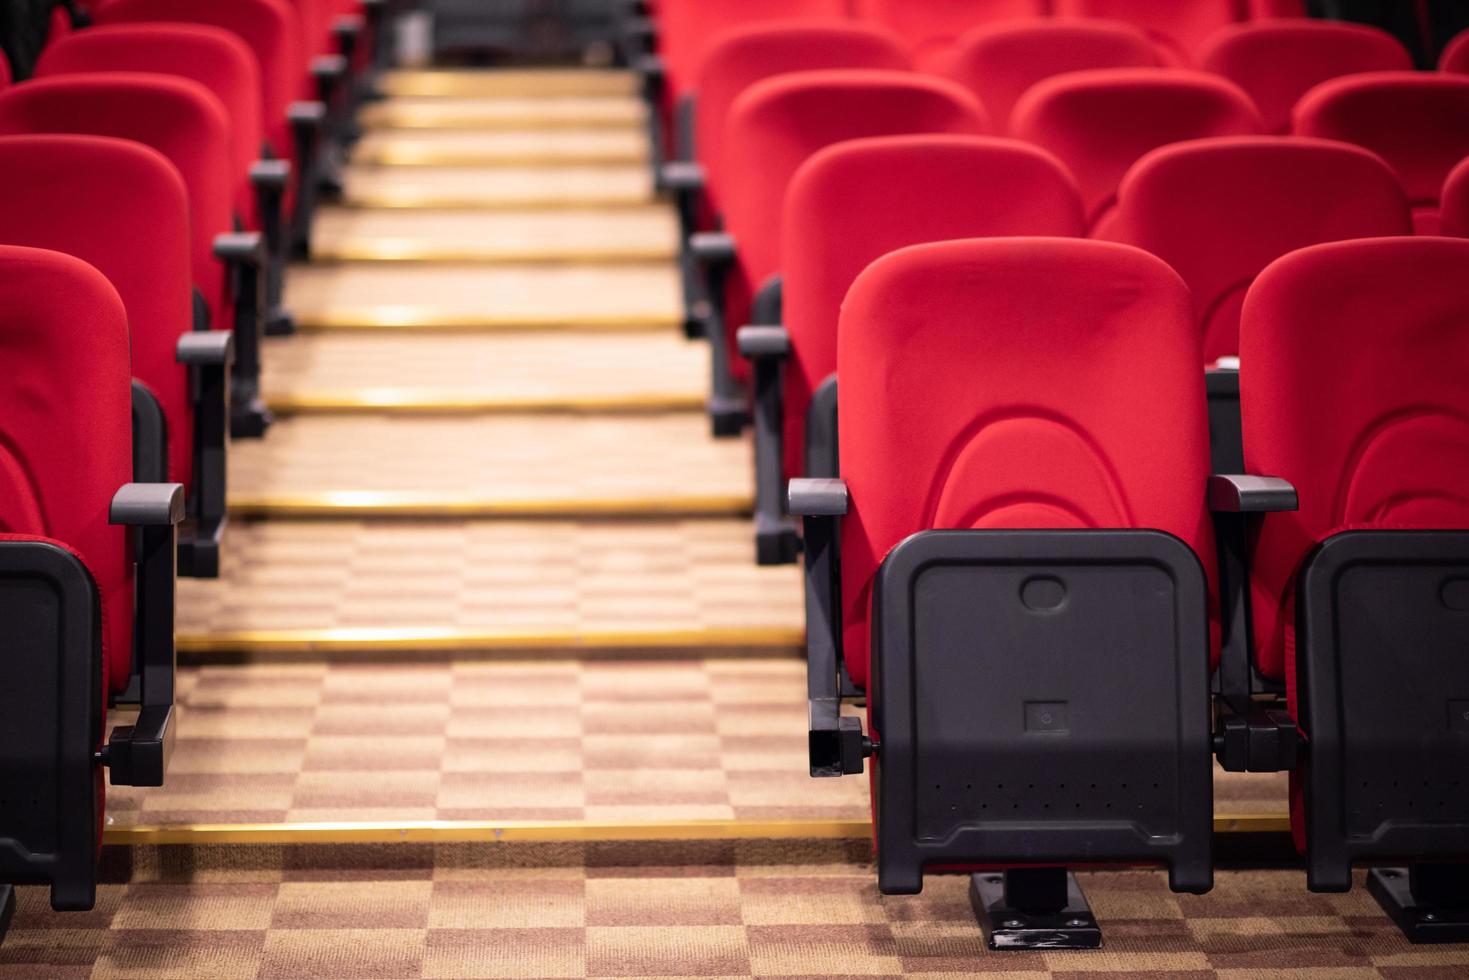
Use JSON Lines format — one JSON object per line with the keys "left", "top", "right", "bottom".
{"left": 742, "top": 325, "right": 796, "bottom": 564}
{"left": 1208, "top": 474, "right": 1298, "bottom": 513}
{"left": 689, "top": 231, "right": 736, "bottom": 265}
{"left": 312, "top": 54, "right": 349, "bottom": 89}
{"left": 213, "top": 232, "right": 271, "bottom": 438}
{"left": 660, "top": 160, "right": 705, "bottom": 194}
{"left": 288, "top": 101, "right": 328, "bottom": 256}
{"left": 788, "top": 479, "right": 860, "bottom": 776}
{"left": 106, "top": 482, "right": 181, "bottom": 785}
{"left": 176, "top": 332, "right": 232, "bottom": 578}
{"left": 249, "top": 159, "right": 295, "bottom": 336}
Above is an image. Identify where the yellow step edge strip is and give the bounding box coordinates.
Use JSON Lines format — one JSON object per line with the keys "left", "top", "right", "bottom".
{"left": 306, "top": 245, "right": 675, "bottom": 264}
{"left": 102, "top": 814, "right": 1290, "bottom": 847}
{"left": 225, "top": 493, "right": 752, "bottom": 519}
{"left": 351, "top": 150, "right": 648, "bottom": 167}
{"left": 263, "top": 390, "right": 705, "bottom": 415}
{"left": 289, "top": 313, "right": 677, "bottom": 333}
{"left": 175, "top": 626, "right": 806, "bottom": 657}
{"left": 339, "top": 193, "right": 656, "bottom": 211}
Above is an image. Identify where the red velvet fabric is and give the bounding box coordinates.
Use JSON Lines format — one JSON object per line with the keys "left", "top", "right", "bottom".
{"left": 780, "top": 135, "right": 1084, "bottom": 482}
{"left": 0, "top": 49, "right": 10, "bottom": 90}
{"left": 1011, "top": 68, "right": 1262, "bottom": 233}
{"left": 36, "top": 24, "right": 266, "bottom": 226}
{"left": 1293, "top": 72, "right": 1469, "bottom": 234}
{"left": 836, "top": 238, "right": 1217, "bottom": 689}
{"left": 1101, "top": 136, "right": 1412, "bottom": 363}
{"left": 1442, "top": 28, "right": 1469, "bottom": 73}
{"left": 656, "top": 0, "right": 850, "bottom": 104}
{"left": 1241, "top": 237, "right": 1469, "bottom": 684}
{"left": 1441, "top": 156, "right": 1469, "bottom": 238}
{"left": 0, "top": 73, "right": 237, "bottom": 334}
{"left": 94, "top": 0, "right": 303, "bottom": 163}
{"left": 1053, "top": 0, "right": 1242, "bottom": 65}
{"left": 720, "top": 69, "right": 987, "bottom": 382}
{"left": 695, "top": 22, "right": 909, "bottom": 220}
{"left": 1246, "top": 0, "right": 1306, "bottom": 15}
{"left": 0, "top": 245, "right": 134, "bottom": 695}
{"left": 850, "top": 0, "right": 1047, "bottom": 68}
{"left": 941, "top": 19, "right": 1161, "bottom": 134}
{"left": 1200, "top": 21, "right": 1411, "bottom": 133}
{"left": 0, "top": 135, "right": 193, "bottom": 493}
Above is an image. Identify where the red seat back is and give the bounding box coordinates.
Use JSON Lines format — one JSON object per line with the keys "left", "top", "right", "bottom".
{"left": 1443, "top": 28, "right": 1469, "bottom": 73}
{"left": 94, "top": 0, "right": 302, "bottom": 160}
{"left": 1011, "top": 68, "right": 1262, "bottom": 232}
{"left": 36, "top": 24, "right": 265, "bottom": 223}
{"left": 1294, "top": 72, "right": 1469, "bottom": 234}
{"left": 1247, "top": 0, "right": 1306, "bottom": 15}
{"left": 782, "top": 135, "right": 1085, "bottom": 481}
{"left": 1200, "top": 21, "right": 1411, "bottom": 133}
{"left": 288, "top": 0, "right": 336, "bottom": 61}
{"left": 1442, "top": 156, "right": 1469, "bottom": 238}
{"left": 657, "top": 0, "right": 851, "bottom": 102}
{"left": 0, "top": 73, "right": 237, "bottom": 333}
{"left": 696, "top": 22, "right": 909, "bottom": 217}
{"left": 1241, "top": 237, "right": 1469, "bottom": 685}
{"left": 720, "top": 70, "right": 988, "bottom": 381}
{"left": 1102, "top": 136, "right": 1412, "bottom": 362}
{"left": 850, "top": 0, "right": 1048, "bottom": 67}
{"left": 0, "top": 245, "right": 134, "bottom": 693}
{"left": 942, "top": 19, "right": 1162, "bottom": 134}
{"left": 0, "top": 49, "right": 10, "bottom": 90}
{"left": 837, "top": 238, "right": 1216, "bottom": 687}
{"left": 0, "top": 135, "right": 194, "bottom": 496}
{"left": 1054, "top": 0, "right": 1241, "bottom": 65}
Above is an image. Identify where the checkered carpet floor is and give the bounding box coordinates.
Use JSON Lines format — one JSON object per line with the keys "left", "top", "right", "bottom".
{"left": 4, "top": 839, "right": 1464, "bottom": 978}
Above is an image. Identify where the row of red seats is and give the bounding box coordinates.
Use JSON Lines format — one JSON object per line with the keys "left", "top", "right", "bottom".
{"left": 0, "top": 0, "right": 388, "bottom": 920}
{"left": 636, "top": 3, "right": 1469, "bottom": 948}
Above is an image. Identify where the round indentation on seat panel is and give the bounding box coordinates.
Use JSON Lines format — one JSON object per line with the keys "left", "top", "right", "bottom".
{"left": 1020, "top": 574, "right": 1067, "bottom": 613}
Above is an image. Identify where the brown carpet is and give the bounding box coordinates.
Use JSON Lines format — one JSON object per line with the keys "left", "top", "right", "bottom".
{"left": 3, "top": 839, "right": 1463, "bottom": 978}
{"left": 106, "top": 661, "right": 1285, "bottom": 829}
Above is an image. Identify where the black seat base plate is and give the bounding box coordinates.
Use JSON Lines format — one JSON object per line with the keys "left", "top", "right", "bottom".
{"left": 970, "top": 871, "right": 1102, "bottom": 951}
{"left": 1368, "top": 868, "right": 1469, "bottom": 944}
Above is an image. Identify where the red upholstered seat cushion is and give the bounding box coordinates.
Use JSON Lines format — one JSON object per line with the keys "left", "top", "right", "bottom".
{"left": 1441, "top": 28, "right": 1469, "bottom": 73}
{"left": 1012, "top": 68, "right": 1262, "bottom": 234}
{"left": 0, "top": 135, "right": 194, "bottom": 493}
{"left": 1200, "top": 21, "right": 1411, "bottom": 134}
{"left": 1442, "top": 157, "right": 1469, "bottom": 239}
{"left": 0, "top": 246, "right": 134, "bottom": 694}
{"left": 720, "top": 69, "right": 988, "bottom": 383}
{"left": 37, "top": 24, "right": 266, "bottom": 225}
{"left": 656, "top": 0, "right": 850, "bottom": 104}
{"left": 1101, "top": 136, "right": 1412, "bottom": 363}
{"left": 1053, "top": 0, "right": 1243, "bottom": 66}
{"left": 849, "top": 0, "right": 1047, "bottom": 69}
{"left": 781, "top": 135, "right": 1085, "bottom": 482}
{"left": 94, "top": 0, "right": 303, "bottom": 163}
{"left": 837, "top": 238, "right": 1218, "bottom": 689}
{"left": 695, "top": 22, "right": 909, "bottom": 220}
{"left": 941, "top": 19, "right": 1162, "bottom": 134}
{"left": 1293, "top": 72, "right": 1469, "bottom": 235}
{"left": 1241, "top": 237, "right": 1469, "bottom": 684}
{"left": 0, "top": 74, "right": 237, "bottom": 333}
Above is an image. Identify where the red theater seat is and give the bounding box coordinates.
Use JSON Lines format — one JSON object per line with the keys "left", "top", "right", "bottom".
{"left": 1442, "top": 156, "right": 1469, "bottom": 238}
{"left": 1247, "top": 0, "right": 1306, "bottom": 15}
{"left": 0, "top": 244, "right": 183, "bottom": 913}
{"left": 850, "top": 0, "right": 1048, "bottom": 68}
{"left": 791, "top": 238, "right": 1215, "bottom": 936}
{"left": 34, "top": 23, "right": 295, "bottom": 336}
{"left": 0, "top": 49, "right": 10, "bottom": 90}
{"left": 1239, "top": 236, "right": 1469, "bottom": 908}
{"left": 698, "top": 69, "right": 987, "bottom": 433}
{"left": 1102, "top": 137, "right": 1412, "bottom": 364}
{"left": 0, "top": 134, "right": 229, "bottom": 577}
{"left": 1201, "top": 21, "right": 1412, "bottom": 134}
{"left": 1053, "top": 0, "right": 1241, "bottom": 65}
{"left": 942, "top": 19, "right": 1162, "bottom": 134}
{"left": 1011, "top": 68, "right": 1262, "bottom": 233}
{"left": 1443, "top": 28, "right": 1469, "bottom": 73}
{"left": 1295, "top": 73, "right": 1469, "bottom": 235}
{"left": 0, "top": 74, "right": 271, "bottom": 438}
{"left": 740, "top": 135, "right": 1084, "bottom": 562}
{"left": 93, "top": 0, "right": 325, "bottom": 256}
